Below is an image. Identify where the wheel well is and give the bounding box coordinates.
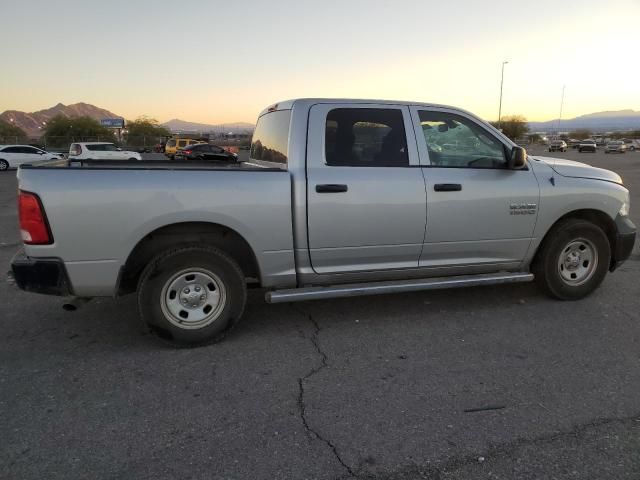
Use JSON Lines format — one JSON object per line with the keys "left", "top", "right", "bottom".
{"left": 533, "top": 209, "right": 616, "bottom": 265}
{"left": 117, "top": 222, "right": 260, "bottom": 295}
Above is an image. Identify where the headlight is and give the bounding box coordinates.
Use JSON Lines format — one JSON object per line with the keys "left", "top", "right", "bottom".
{"left": 619, "top": 195, "right": 630, "bottom": 217}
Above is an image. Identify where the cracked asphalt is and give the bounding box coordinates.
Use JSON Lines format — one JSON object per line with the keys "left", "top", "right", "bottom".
{"left": 1, "top": 147, "right": 639, "bottom": 479}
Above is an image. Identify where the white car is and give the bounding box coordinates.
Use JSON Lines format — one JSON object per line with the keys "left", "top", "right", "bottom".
{"left": 0, "top": 145, "right": 64, "bottom": 171}
{"left": 69, "top": 142, "right": 142, "bottom": 161}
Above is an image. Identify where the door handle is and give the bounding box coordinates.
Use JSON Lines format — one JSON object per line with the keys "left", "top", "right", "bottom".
{"left": 316, "top": 184, "right": 348, "bottom": 193}
{"left": 434, "top": 183, "right": 462, "bottom": 192}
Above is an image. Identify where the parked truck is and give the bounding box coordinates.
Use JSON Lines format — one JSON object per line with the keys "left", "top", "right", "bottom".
{"left": 10, "top": 99, "right": 636, "bottom": 346}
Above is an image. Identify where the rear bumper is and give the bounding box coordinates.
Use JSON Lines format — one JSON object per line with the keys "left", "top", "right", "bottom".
{"left": 610, "top": 215, "right": 637, "bottom": 271}
{"left": 9, "top": 249, "right": 72, "bottom": 296}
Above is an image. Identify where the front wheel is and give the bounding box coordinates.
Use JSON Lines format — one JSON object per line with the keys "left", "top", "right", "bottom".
{"left": 0, "top": 159, "right": 8, "bottom": 171}
{"left": 532, "top": 219, "right": 611, "bottom": 300}
{"left": 137, "top": 246, "right": 247, "bottom": 346}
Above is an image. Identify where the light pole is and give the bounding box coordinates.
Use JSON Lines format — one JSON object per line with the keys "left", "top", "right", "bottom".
{"left": 557, "top": 85, "right": 565, "bottom": 135}
{"left": 498, "top": 61, "right": 509, "bottom": 129}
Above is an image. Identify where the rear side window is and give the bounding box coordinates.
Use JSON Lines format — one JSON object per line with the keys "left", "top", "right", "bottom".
{"left": 250, "top": 110, "right": 291, "bottom": 164}
{"left": 325, "top": 108, "right": 408, "bottom": 167}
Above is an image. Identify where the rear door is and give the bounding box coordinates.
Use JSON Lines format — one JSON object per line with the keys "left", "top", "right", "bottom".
{"left": 411, "top": 106, "right": 539, "bottom": 270}
{"left": 306, "top": 103, "right": 427, "bottom": 274}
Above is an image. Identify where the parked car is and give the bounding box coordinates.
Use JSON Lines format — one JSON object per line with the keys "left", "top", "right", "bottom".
{"left": 568, "top": 139, "right": 582, "bottom": 149}
{"left": 164, "top": 138, "right": 204, "bottom": 159}
{"left": 175, "top": 144, "right": 239, "bottom": 162}
{"left": 578, "top": 139, "right": 597, "bottom": 153}
{"left": 10, "top": 98, "right": 636, "bottom": 347}
{"left": 0, "top": 145, "right": 64, "bottom": 170}
{"left": 548, "top": 140, "right": 568, "bottom": 152}
{"left": 605, "top": 141, "right": 627, "bottom": 154}
{"left": 69, "top": 142, "right": 142, "bottom": 161}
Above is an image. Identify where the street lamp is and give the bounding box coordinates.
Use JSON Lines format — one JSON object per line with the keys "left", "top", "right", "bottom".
{"left": 498, "top": 61, "right": 509, "bottom": 129}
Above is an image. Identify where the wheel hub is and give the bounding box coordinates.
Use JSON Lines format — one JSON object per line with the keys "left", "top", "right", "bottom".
{"left": 557, "top": 238, "right": 598, "bottom": 286}
{"left": 179, "top": 284, "right": 207, "bottom": 309}
{"left": 160, "top": 268, "right": 227, "bottom": 329}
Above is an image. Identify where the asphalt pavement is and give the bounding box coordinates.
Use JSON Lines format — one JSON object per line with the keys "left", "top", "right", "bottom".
{"left": 1, "top": 147, "right": 639, "bottom": 479}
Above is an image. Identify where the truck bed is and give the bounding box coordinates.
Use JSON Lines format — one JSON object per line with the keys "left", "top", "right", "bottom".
{"left": 16, "top": 160, "right": 295, "bottom": 296}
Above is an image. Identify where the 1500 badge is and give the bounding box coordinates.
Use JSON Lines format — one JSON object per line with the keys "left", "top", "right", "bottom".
{"left": 510, "top": 203, "right": 537, "bottom": 215}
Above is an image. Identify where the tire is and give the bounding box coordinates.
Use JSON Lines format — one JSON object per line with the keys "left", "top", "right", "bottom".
{"left": 137, "top": 246, "right": 247, "bottom": 347}
{"left": 0, "top": 159, "right": 8, "bottom": 171}
{"left": 128, "top": 157, "right": 137, "bottom": 161}
{"left": 532, "top": 218, "right": 611, "bottom": 300}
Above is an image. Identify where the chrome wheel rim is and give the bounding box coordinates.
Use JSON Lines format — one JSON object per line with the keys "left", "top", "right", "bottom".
{"left": 557, "top": 238, "right": 598, "bottom": 286}
{"left": 160, "top": 268, "right": 226, "bottom": 329}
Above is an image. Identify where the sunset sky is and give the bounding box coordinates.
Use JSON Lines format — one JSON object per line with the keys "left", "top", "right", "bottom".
{"left": 2, "top": 0, "right": 639, "bottom": 124}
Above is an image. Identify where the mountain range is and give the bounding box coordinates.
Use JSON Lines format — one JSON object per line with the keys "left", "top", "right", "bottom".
{"left": 0, "top": 103, "right": 255, "bottom": 137}
{"left": 162, "top": 118, "right": 255, "bottom": 133}
{"left": 0, "top": 103, "right": 121, "bottom": 136}
{"left": 528, "top": 110, "right": 640, "bottom": 132}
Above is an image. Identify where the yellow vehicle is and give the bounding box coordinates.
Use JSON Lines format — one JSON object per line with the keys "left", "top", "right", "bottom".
{"left": 165, "top": 138, "right": 205, "bottom": 159}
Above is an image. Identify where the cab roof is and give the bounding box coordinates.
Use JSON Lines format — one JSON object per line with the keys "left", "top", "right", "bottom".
{"left": 258, "top": 98, "right": 476, "bottom": 118}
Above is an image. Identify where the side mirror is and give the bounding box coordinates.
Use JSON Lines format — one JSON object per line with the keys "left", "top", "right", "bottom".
{"left": 509, "top": 146, "right": 527, "bottom": 169}
{"left": 116, "top": 147, "right": 122, "bottom": 151}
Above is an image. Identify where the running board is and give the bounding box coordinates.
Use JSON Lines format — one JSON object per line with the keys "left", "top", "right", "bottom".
{"left": 265, "top": 272, "right": 534, "bottom": 304}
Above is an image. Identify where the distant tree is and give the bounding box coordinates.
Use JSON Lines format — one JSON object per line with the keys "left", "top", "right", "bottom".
{"left": 490, "top": 115, "right": 529, "bottom": 141}
{"left": 0, "top": 120, "right": 27, "bottom": 143}
{"left": 44, "top": 115, "right": 116, "bottom": 147}
{"left": 571, "top": 129, "right": 592, "bottom": 139}
{"left": 125, "top": 116, "right": 170, "bottom": 145}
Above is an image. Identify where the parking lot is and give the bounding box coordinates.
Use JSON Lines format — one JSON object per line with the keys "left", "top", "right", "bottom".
{"left": 1, "top": 148, "right": 639, "bottom": 479}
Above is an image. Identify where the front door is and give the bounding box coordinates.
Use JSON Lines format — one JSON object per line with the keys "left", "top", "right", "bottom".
{"left": 410, "top": 107, "right": 540, "bottom": 270}
{"left": 306, "top": 103, "right": 427, "bottom": 274}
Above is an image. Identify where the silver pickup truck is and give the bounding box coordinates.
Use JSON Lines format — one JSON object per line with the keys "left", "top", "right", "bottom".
{"left": 11, "top": 98, "right": 636, "bottom": 346}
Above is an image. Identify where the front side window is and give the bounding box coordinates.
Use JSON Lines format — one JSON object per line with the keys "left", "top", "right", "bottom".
{"left": 177, "top": 140, "right": 187, "bottom": 148}
{"left": 418, "top": 111, "right": 507, "bottom": 169}
{"left": 325, "top": 108, "right": 408, "bottom": 167}
{"left": 70, "top": 144, "right": 81, "bottom": 156}
{"left": 250, "top": 109, "right": 290, "bottom": 164}
{"left": 167, "top": 139, "right": 176, "bottom": 147}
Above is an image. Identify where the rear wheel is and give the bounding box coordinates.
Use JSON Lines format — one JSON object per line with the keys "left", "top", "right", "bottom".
{"left": 0, "top": 159, "right": 8, "bottom": 171}
{"left": 532, "top": 219, "right": 611, "bottom": 300}
{"left": 137, "top": 246, "right": 247, "bottom": 347}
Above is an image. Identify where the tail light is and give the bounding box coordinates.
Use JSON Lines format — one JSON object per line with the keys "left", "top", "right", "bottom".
{"left": 18, "top": 191, "right": 52, "bottom": 245}
{"left": 183, "top": 149, "right": 193, "bottom": 155}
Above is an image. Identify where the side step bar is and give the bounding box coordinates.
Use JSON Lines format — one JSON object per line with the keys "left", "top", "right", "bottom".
{"left": 265, "top": 272, "right": 534, "bottom": 304}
